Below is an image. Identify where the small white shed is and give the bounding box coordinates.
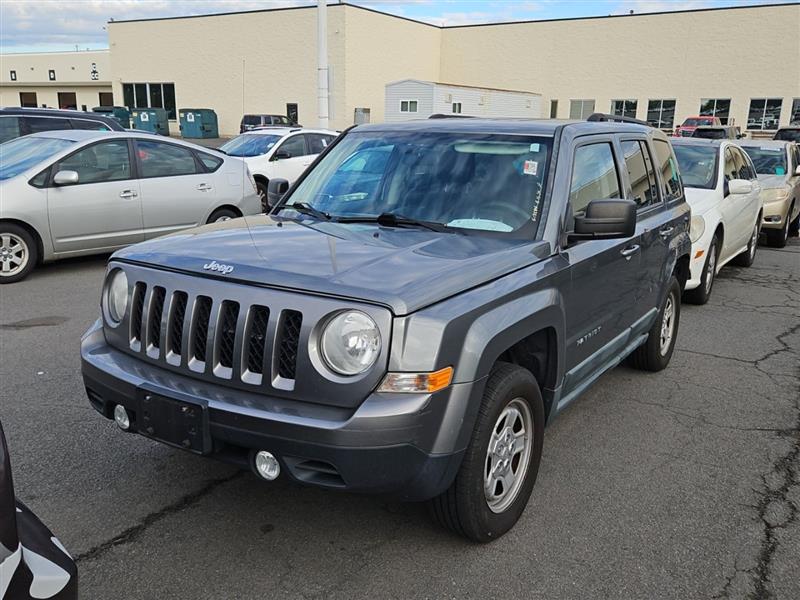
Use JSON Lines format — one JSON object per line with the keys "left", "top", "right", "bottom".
{"left": 384, "top": 79, "right": 541, "bottom": 122}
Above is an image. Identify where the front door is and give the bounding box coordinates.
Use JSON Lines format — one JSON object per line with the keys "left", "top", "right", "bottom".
{"left": 269, "top": 133, "right": 311, "bottom": 184}
{"left": 48, "top": 139, "right": 143, "bottom": 253}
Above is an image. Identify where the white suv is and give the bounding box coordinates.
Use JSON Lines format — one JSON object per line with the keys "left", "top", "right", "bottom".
{"left": 219, "top": 128, "right": 338, "bottom": 209}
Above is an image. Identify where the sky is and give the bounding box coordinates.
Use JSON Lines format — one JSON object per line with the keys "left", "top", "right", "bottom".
{"left": 0, "top": 0, "right": 792, "bottom": 53}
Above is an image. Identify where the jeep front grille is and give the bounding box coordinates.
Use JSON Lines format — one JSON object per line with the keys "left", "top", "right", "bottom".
{"left": 130, "top": 282, "right": 147, "bottom": 350}
{"left": 147, "top": 286, "right": 166, "bottom": 355}
{"left": 277, "top": 310, "right": 302, "bottom": 380}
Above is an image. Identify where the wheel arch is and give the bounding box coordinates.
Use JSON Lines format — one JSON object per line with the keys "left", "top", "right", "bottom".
{"left": 207, "top": 205, "right": 243, "bottom": 223}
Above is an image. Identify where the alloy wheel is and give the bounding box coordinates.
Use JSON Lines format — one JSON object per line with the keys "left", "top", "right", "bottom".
{"left": 705, "top": 242, "right": 716, "bottom": 294}
{"left": 484, "top": 398, "right": 533, "bottom": 514}
{"left": 0, "top": 233, "right": 29, "bottom": 277}
{"left": 659, "top": 294, "right": 676, "bottom": 356}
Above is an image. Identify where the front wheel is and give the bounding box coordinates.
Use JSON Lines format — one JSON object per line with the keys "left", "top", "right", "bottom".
{"left": 628, "top": 276, "right": 680, "bottom": 372}
{"left": 0, "top": 224, "right": 38, "bottom": 284}
{"left": 684, "top": 236, "right": 718, "bottom": 305}
{"left": 207, "top": 208, "right": 239, "bottom": 224}
{"left": 429, "top": 362, "right": 544, "bottom": 543}
{"left": 765, "top": 213, "right": 789, "bottom": 248}
{"left": 733, "top": 220, "right": 760, "bottom": 266}
{"left": 256, "top": 181, "right": 268, "bottom": 213}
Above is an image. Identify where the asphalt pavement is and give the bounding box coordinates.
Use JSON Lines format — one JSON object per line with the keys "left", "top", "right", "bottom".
{"left": 0, "top": 239, "right": 798, "bottom": 599}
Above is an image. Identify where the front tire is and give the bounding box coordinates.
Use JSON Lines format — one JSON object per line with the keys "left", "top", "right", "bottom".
{"left": 734, "top": 220, "right": 760, "bottom": 266}
{"left": 628, "top": 276, "right": 680, "bottom": 372}
{"left": 684, "top": 235, "right": 718, "bottom": 305}
{"left": 256, "top": 181, "right": 268, "bottom": 213}
{"left": 0, "top": 224, "right": 37, "bottom": 284}
{"left": 765, "top": 214, "right": 789, "bottom": 248}
{"left": 429, "top": 362, "right": 544, "bottom": 543}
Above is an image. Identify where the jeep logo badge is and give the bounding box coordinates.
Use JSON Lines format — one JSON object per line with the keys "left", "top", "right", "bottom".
{"left": 203, "top": 260, "right": 234, "bottom": 275}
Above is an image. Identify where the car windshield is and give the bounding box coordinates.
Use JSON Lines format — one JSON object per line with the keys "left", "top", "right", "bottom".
{"left": 741, "top": 146, "right": 787, "bottom": 175}
{"left": 683, "top": 118, "right": 714, "bottom": 127}
{"left": 219, "top": 134, "right": 281, "bottom": 157}
{"left": 0, "top": 135, "right": 74, "bottom": 181}
{"left": 774, "top": 129, "right": 800, "bottom": 142}
{"left": 282, "top": 130, "right": 552, "bottom": 235}
{"left": 673, "top": 144, "right": 719, "bottom": 189}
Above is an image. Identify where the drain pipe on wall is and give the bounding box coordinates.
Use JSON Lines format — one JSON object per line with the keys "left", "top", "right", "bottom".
{"left": 317, "top": 0, "right": 330, "bottom": 130}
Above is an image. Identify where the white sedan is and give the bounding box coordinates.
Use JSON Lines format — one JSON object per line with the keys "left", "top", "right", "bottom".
{"left": 672, "top": 138, "right": 763, "bottom": 304}
{"left": 0, "top": 130, "right": 260, "bottom": 283}
{"left": 219, "top": 127, "right": 338, "bottom": 210}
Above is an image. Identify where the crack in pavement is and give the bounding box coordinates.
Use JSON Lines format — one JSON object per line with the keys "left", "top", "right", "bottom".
{"left": 75, "top": 471, "right": 243, "bottom": 564}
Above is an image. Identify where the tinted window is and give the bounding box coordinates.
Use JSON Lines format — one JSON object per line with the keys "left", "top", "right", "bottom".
{"left": 723, "top": 149, "right": 738, "bottom": 182}
{"left": 307, "top": 133, "right": 334, "bottom": 155}
{"left": 741, "top": 146, "right": 788, "bottom": 176}
{"left": 673, "top": 144, "right": 718, "bottom": 189}
{"left": 242, "top": 115, "right": 261, "bottom": 125}
{"left": 731, "top": 147, "right": 756, "bottom": 180}
{"left": 219, "top": 134, "right": 281, "bottom": 157}
{"left": 570, "top": 143, "right": 620, "bottom": 215}
{"left": 137, "top": 140, "right": 198, "bottom": 177}
{"left": 652, "top": 140, "right": 682, "bottom": 201}
{"left": 198, "top": 152, "right": 223, "bottom": 172}
{"left": 621, "top": 140, "right": 657, "bottom": 208}
{"left": 0, "top": 116, "right": 21, "bottom": 143}
{"left": 0, "top": 136, "right": 74, "bottom": 181}
{"left": 57, "top": 140, "right": 132, "bottom": 184}
{"left": 275, "top": 135, "right": 306, "bottom": 158}
{"left": 24, "top": 116, "right": 72, "bottom": 133}
{"left": 70, "top": 119, "right": 112, "bottom": 131}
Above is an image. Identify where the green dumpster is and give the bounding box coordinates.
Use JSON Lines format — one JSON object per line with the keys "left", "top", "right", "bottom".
{"left": 131, "top": 108, "right": 169, "bottom": 135}
{"left": 178, "top": 108, "right": 219, "bottom": 139}
{"left": 92, "top": 106, "right": 131, "bottom": 128}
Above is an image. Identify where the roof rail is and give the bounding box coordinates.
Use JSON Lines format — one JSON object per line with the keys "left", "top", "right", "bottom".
{"left": 428, "top": 113, "right": 476, "bottom": 119}
{"left": 587, "top": 112, "right": 650, "bottom": 127}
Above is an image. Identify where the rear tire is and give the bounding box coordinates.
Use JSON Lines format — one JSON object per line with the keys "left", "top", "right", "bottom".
{"left": 628, "top": 276, "right": 680, "bottom": 372}
{"left": 684, "top": 236, "right": 718, "bottom": 305}
{"left": 207, "top": 208, "right": 239, "bottom": 224}
{"left": 0, "top": 224, "right": 37, "bottom": 284}
{"left": 429, "top": 362, "right": 544, "bottom": 543}
{"left": 733, "top": 220, "right": 759, "bottom": 266}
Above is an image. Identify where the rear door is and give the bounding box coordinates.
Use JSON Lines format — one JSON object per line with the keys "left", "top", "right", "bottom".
{"left": 47, "top": 138, "right": 143, "bottom": 253}
{"left": 135, "top": 139, "right": 217, "bottom": 239}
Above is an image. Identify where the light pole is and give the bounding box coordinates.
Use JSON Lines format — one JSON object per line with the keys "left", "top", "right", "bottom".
{"left": 317, "top": 0, "right": 330, "bottom": 129}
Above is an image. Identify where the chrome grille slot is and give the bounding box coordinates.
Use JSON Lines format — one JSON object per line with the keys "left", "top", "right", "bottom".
{"left": 146, "top": 286, "right": 166, "bottom": 358}
{"left": 166, "top": 291, "right": 188, "bottom": 366}
{"left": 242, "top": 305, "right": 269, "bottom": 385}
{"left": 129, "top": 282, "right": 147, "bottom": 351}
{"left": 190, "top": 295, "right": 213, "bottom": 372}
{"left": 213, "top": 301, "right": 240, "bottom": 379}
{"left": 276, "top": 310, "right": 302, "bottom": 381}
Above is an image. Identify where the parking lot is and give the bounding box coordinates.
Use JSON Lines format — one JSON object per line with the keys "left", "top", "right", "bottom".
{"left": 0, "top": 238, "right": 795, "bottom": 599}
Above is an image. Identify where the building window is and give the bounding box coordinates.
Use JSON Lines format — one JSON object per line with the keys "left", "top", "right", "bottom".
{"left": 646, "top": 99, "right": 676, "bottom": 129}
{"left": 452, "top": 102, "right": 462, "bottom": 114}
{"left": 57, "top": 92, "right": 77, "bottom": 110}
{"left": 747, "top": 98, "right": 783, "bottom": 131}
{"left": 19, "top": 92, "right": 37, "bottom": 107}
{"left": 569, "top": 99, "right": 595, "bottom": 120}
{"left": 699, "top": 98, "right": 731, "bottom": 125}
{"left": 550, "top": 99, "right": 558, "bottom": 118}
{"left": 611, "top": 99, "right": 637, "bottom": 119}
{"left": 99, "top": 92, "right": 113, "bottom": 107}
{"left": 789, "top": 99, "right": 800, "bottom": 125}
{"left": 400, "top": 100, "right": 418, "bottom": 113}
{"left": 122, "top": 82, "right": 177, "bottom": 119}
{"left": 9, "top": 70, "right": 16, "bottom": 81}
{"left": 48, "top": 69, "right": 56, "bottom": 81}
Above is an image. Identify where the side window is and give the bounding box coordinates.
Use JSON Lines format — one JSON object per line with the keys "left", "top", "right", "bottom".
{"left": 197, "top": 152, "right": 223, "bottom": 172}
{"left": 137, "top": 140, "right": 199, "bottom": 178}
{"left": 24, "top": 116, "right": 72, "bottom": 133}
{"left": 723, "top": 148, "right": 738, "bottom": 182}
{"left": 275, "top": 135, "right": 306, "bottom": 159}
{"left": 652, "top": 140, "right": 682, "bottom": 201}
{"left": 0, "top": 116, "right": 22, "bottom": 143}
{"left": 621, "top": 140, "right": 658, "bottom": 209}
{"left": 70, "top": 119, "right": 111, "bottom": 131}
{"left": 734, "top": 148, "right": 756, "bottom": 180}
{"left": 569, "top": 142, "right": 621, "bottom": 216}
{"left": 56, "top": 140, "right": 132, "bottom": 184}
{"left": 306, "top": 133, "right": 333, "bottom": 155}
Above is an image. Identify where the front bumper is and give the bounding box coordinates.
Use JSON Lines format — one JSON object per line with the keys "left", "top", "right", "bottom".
{"left": 81, "top": 320, "right": 477, "bottom": 501}
{"left": 761, "top": 195, "right": 792, "bottom": 230}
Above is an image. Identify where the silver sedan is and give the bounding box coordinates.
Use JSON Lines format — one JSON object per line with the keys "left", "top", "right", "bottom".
{"left": 0, "top": 130, "right": 261, "bottom": 282}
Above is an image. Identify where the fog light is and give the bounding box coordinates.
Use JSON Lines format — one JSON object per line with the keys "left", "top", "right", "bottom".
{"left": 113, "top": 404, "right": 130, "bottom": 430}
{"left": 764, "top": 215, "right": 781, "bottom": 223}
{"left": 254, "top": 451, "right": 280, "bottom": 481}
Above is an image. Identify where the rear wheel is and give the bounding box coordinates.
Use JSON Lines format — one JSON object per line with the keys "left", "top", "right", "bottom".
{"left": 684, "top": 235, "right": 718, "bottom": 305}
{"left": 733, "top": 220, "right": 759, "bottom": 266}
{"left": 0, "top": 224, "right": 37, "bottom": 284}
{"left": 429, "top": 362, "right": 544, "bottom": 543}
{"left": 207, "top": 208, "right": 239, "bottom": 224}
{"left": 628, "top": 276, "right": 680, "bottom": 372}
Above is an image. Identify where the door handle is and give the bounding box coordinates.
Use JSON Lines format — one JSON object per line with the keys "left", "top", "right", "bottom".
{"left": 196, "top": 183, "right": 213, "bottom": 191}
{"left": 119, "top": 190, "right": 138, "bottom": 199}
{"left": 620, "top": 244, "right": 640, "bottom": 260}
{"left": 659, "top": 227, "right": 674, "bottom": 238}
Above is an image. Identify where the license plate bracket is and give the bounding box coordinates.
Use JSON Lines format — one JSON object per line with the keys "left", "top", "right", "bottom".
{"left": 137, "top": 391, "right": 210, "bottom": 454}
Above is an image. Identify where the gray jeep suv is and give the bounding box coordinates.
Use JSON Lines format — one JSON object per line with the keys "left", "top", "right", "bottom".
{"left": 81, "top": 116, "right": 691, "bottom": 541}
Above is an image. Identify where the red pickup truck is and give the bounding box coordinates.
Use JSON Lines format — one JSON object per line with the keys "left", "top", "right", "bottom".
{"left": 674, "top": 116, "right": 722, "bottom": 137}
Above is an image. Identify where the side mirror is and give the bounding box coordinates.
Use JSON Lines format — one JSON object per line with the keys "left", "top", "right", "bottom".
{"left": 272, "top": 150, "right": 291, "bottom": 161}
{"left": 53, "top": 170, "right": 79, "bottom": 186}
{"left": 728, "top": 179, "right": 753, "bottom": 195}
{"left": 570, "top": 199, "right": 636, "bottom": 241}
{"left": 267, "top": 178, "right": 290, "bottom": 209}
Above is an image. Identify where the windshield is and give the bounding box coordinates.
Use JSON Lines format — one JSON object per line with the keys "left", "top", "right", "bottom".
{"left": 673, "top": 144, "right": 719, "bottom": 189}
{"left": 0, "top": 136, "right": 74, "bottom": 181}
{"left": 774, "top": 129, "right": 800, "bottom": 142}
{"left": 741, "top": 146, "right": 787, "bottom": 175}
{"left": 683, "top": 118, "right": 714, "bottom": 127}
{"left": 219, "top": 134, "right": 281, "bottom": 157}
{"left": 283, "top": 131, "right": 552, "bottom": 235}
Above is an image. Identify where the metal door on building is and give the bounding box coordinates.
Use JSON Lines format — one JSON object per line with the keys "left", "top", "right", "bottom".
{"left": 286, "top": 103, "right": 298, "bottom": 124}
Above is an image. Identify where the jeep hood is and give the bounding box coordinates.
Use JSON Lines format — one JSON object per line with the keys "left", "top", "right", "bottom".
{"left": 112, "top": 215, "right": 551, "bottom": 315}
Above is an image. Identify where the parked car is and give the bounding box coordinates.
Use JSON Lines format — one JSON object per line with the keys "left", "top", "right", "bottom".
{"left": 0, "top": 107, "right": 124, "bottom": 143}
{"left": 773, "top": 126, "right": 800, "bottom": 143}
{"left": 0, "top": 420, "right": 77, "bottom": 599}
{"left": 691, "top": 125, "right": 742, "bottom": 140}
{"left": 674, "top": 116, "right": 722, "bottom": 138}
{"left": 81, "top": 116, "right": 691, "bottom": 542}
{"left": 240, "top": 114, "right": 299, "bottom": 133}
{"left": 739, "top": 139, "right": 800, "bottom": 247}
{"left": 672, "top": 138, "right": 763, "bottom": 304}
{"left": 0, "top": 130, "right": 260, "bottom": 283}
{"left": 219, "top": 128, "right": 338, "bottom": 210}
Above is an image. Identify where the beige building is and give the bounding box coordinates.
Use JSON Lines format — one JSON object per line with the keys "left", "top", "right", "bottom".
{"left": 1, "top": 3, "right": 798, "bottom": 136}
{"left": 0, "top": 51, "right": 113, "bottom": 111}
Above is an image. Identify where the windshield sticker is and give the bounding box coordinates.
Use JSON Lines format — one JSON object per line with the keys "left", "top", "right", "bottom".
{"left": 529, "top": 143, "right": 540, "bottom": 152}
{"left": 775, "top": 166, "right": 786, "bottom": 175}
{"left": 523, "top": 160, "right": 538, "bottom": 176}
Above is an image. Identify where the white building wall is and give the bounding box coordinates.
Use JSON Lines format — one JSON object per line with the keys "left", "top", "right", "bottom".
{"left": 432, "top": 84, "right": 541, "bottom": 118}
{"left": 384, "top": 81, "right": 434, "bottom": 122}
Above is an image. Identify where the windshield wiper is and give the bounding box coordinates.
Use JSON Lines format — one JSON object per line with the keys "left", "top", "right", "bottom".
{"left": 335, "top": 212, "right": 449, "bottom": 232}
{"left": 273, "top": 202, "right": 331, "bottom": 221}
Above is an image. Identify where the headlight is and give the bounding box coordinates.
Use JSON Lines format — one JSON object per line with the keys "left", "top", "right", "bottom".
{"left": 320, "top": 311, "right": 381, "bottom": 375}
{"left": 690, "top": 215, "right": 706, "bottom": 243}
{"left": 105, "top": 269, "right": 129, "bottom": 323}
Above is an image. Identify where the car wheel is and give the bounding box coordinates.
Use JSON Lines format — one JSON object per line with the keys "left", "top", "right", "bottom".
{"left": 628, "top": 276, "right": 680, "bottom": 372}
{"left": 429, "top": 362, "right": 544, "bottom": 543}
{"left": 256, "top": 181, "right": 268, "bottom": 213}
{"left": 765, "top": 213, "right": 789, "bottom": 248}
{"left": 788, "top": 204, "right": 799, "bottom": 236}
{"left": 207, "top": 208, "right": 239, "bottom": 224}
{"left": 684, "top": 236, "right": 718, "bottom": 305}
{"left": 0, "top": 224, "right": 37, "bottom": 284}
{"left": 733, "top": 220, "right": 760, "bottom": 266}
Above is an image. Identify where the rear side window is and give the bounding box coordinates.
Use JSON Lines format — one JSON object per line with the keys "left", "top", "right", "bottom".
{"left": 621, "top": 140, "right": 658, "bottom": 209}
{"left": 0, "top": 116, "right": 22, "bottom": 143}
{"left": 70, "top": 119, "right": 111, "bottom": 131}
{"left": 242, "top": 115, "right": 261, "bottom": 125}
{"left": 137, "top": 140, "right": 198, "bottom": 178}
{"left": 306, "top": 133, "right": 334, "bottom": 155}
{"left": 569, "top": 142, "right": 621, "bottom": 215}
{"left": 198, "top": 152, "right": 223, "bottom": 172}
{"left": 652, "top": 140, "right": 682, "bottom": 201}
{"left": 23, "top": 116, "right": 72, "bottom": 133}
